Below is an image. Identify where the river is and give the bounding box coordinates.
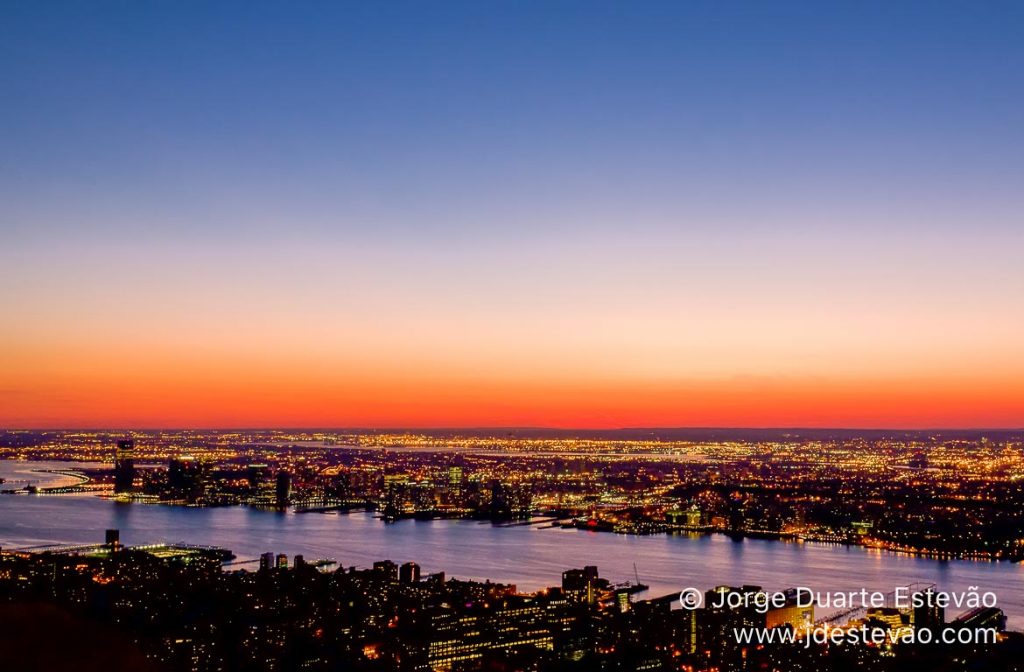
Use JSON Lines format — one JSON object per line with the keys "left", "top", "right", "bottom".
{"left": 1, "top": 460, "right": 1021, "bottom": 626}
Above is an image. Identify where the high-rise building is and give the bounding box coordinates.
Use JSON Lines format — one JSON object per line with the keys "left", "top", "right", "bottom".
{"left": 400, "top": 561, "right": 421, "bottom": 584}
{"left": 246, "top": 463, "right": 270, "bottom": 487}
{"left": 276, "top": 553, "right": 289, "bottom": 569}
{"left": 275, "top": 470, "right": 291, "bottom": 509}
{"left": 168, "top": 456, "right": 208, "bottom": 501}
{"left": 114, "top": 438, "right": 136, "bottom": 493}
{"left": 562, "top": 566, "right": 599, "bottom": 605}
{"left": 260, "top": 552, "right": 275, "bottom": 571}
{"left": 490, "top": 480, "right": 533, "bottom": 520}
{"left": 615, "top": 589, "right": 631, "bottom": 613}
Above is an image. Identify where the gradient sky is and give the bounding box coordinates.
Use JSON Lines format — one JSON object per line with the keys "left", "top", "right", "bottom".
{"left": 2, "top": 1, "right": 1023, "bottom": 429}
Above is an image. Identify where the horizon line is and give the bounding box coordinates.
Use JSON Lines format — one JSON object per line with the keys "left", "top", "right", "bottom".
{"left": 3, "top": 425, "right": 1023, "bottom": 433}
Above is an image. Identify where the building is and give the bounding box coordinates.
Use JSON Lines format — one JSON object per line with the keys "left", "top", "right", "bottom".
{"left": 114, "top": 438, "right": 136, "bottom": 493}
{"left": 615, "top": 588, "right": 631, "bottom": 613}
{"left": 275, "top": 471, "right": 291, "bottom": 509}
{"left": 765, "top": 588, "right": 814, "bottom": 631}
{"left": 410, "top": 595, "right": 573, "bottom": 671}
{"left": 246, "top": 463, "right": 270, "bottom": 487}
{"left": 863, "top": 607, "right": 909, "bottom": 635}
{"left": 167, "top": 456, "right": 208, "bottom": 501}
{"left": 400, "top": 561, "right": 421, "bottom": 584}
{"left": 952, "top": 607, "right": 1006, "bottom": 632}
{"left": 699, "top": 585, "right": 765, "bottom": 668}
{"left": 490, "top": 481, "right": 533, "bottom": 520}
{"left": 260, "top": 552, "right": 275, "bottom": 571}
{"left": 373, "top": 560, "right": 399, "bottom": 583}
{"left": 912, "top": 587, "right": 945, "bottom": 633}
{"left": 562, "top": 566, "right": 599, "bottom": 605}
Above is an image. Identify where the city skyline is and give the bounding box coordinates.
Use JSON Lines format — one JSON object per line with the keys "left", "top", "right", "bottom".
{"left": 3, "top": 1, "right": 1023, "bottom": 429}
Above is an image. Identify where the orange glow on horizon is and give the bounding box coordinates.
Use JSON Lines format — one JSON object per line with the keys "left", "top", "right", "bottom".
{"left": 2, "top": 355, "right": 1021, "bottom": 429}
{"left": 3, "top": 234, "right": 1022, "bottom": 430}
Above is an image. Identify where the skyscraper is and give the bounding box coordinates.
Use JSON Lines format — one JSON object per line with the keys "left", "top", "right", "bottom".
{"left": 113, "top": 438, "right": 135, "bottom": 493}
{"left": 167, "top": 456, "right": 208, "bottom": 502}
{"left": 275, "top": 470, "right": 291, "bottom": 509}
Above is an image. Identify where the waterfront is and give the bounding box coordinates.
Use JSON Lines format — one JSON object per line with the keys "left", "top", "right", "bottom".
{"left": 2, "top": 461, "right": 1022, "bottom": 627}
{"left": 0, "top": 460, "right": 102, "bottom": 490}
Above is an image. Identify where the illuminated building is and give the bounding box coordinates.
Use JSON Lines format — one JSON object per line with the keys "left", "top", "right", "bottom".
{"left": 562, "top": 566, "right": 599, "bottom": 605}
{"left": 765, "top": 588, "right": 813, "bottom": 630}
{"left": 952, "top": 607, "right": 1006, "bottom": 632}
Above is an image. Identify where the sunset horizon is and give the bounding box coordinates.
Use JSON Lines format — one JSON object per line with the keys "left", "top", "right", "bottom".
{"left": 4, "top": 368, "right": 1024, "bottom": 430}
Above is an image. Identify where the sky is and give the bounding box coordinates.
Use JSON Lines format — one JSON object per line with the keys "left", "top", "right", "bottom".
{"left": 1, "top": 1, "right": 1022, "bottom": 429}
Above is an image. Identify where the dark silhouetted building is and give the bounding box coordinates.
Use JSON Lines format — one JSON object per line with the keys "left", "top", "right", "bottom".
{"left": 275, "top": 471, "right": 291, "bottom": 509}
{"left": 167, "top": 457, "right": 208, "bottom": 502}
{"left": 490, "top": 481, "right": 533, "bottom": 520}
{"left": 913, "top": 587, "right": 945, "bottom": 633}
{"left": 700, "top": 585, "right": 765, "bottom": 669}
{"left": 400, "top": 561, "right": 421, "bottom": 584}
{"left": 373, "top": 560, "right": 399, "bottom": 583}
{"left": 113, "top": 438, "right": 136, "bottom": 493}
